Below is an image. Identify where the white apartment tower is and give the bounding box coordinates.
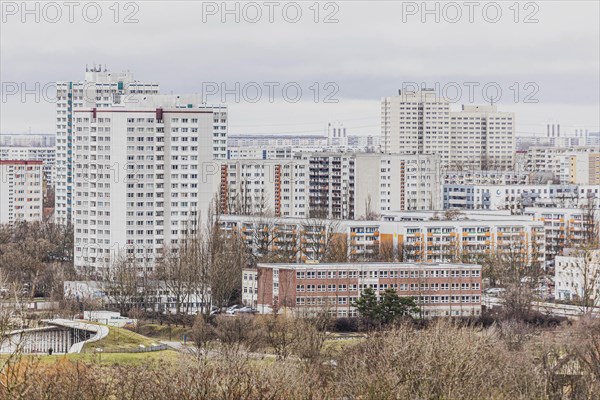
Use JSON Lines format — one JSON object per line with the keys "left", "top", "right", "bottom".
{"left": 382, "top": 89, "right": 450, "bottom": 162}
{"left": 73, "top": 95, "right": 227, "bottom": 272}
{"left": 354, "top": 153, "right": 442, "bottom": 216}
{"left": 55, "top": 67, "right": 160, "bottom": 225}
{"left": 0, "top": 160, "right": 44, "bottom": 224}
{"left": 0, "top": 146, "right": 56, "bottom": 186}
{"left": 451, "top": 105, "right": 515, "bottom": 171}
{"left": 381, "top": 90, "right": 515, "bottom": 170}
{"left": 220, "top": 159, "right": 310, "bottom": 218}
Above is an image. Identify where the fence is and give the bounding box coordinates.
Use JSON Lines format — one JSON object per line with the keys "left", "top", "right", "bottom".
{"left": 107, "top": 344, "right": 168, "bottom": 354}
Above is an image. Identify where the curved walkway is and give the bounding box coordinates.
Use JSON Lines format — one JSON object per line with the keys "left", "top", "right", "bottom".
{"left": 42, "top": 319, "right": 110, "bottom": 353}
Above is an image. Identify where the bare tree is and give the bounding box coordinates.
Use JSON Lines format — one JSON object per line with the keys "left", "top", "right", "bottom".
{"left": 582, "top": 196, "right": 600, "bottom": 246}
{"left": 570, "top": 248, "right": 600, "bottom": 313}
{"left": 301, "top": 219, "right": 341, "bottom": 262}
{"left": 103, "top": 255, "right": 140, "bottom": 314}
{"left": 247, "top": 217, "right": 279, "bottom": 264}
{"left": 492, "top": 236, "right": 544, "bottom": 320}
{"left": 154, "top": 248, "right": 192, "bottom": 315}
{"left": 363, "top": 195, "right": 379, "bottom": 220}
{"left": 207, "top": 216, "right": 249, "bottom": 309}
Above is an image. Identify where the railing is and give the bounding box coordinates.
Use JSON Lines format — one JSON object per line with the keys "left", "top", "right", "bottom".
{"left": 107, "top": 344, "right": 168, "bottom": 354}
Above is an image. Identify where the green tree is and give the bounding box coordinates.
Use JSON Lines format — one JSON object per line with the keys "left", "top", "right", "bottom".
{"left": 353, "top": 287, "right": 379, "bottom": 323}
{"left": 353, "top": 288, "right": 419, "bottom": 327}
{"left": 378, "top": 289, "right": 419, "bottom": 325}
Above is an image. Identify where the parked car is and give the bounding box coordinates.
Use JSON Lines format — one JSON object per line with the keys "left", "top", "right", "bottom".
{"left": 225, "top": 305, "right": 243, "bottom": 315}
{"left": 485, "top": 288, "right": 506, "bottom": 297}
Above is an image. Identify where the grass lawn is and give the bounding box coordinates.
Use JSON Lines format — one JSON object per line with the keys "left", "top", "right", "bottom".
{"left": 133, "top": 323, "right": 192, "bottom": 342}
{"left": 4, "top": 350, "right": 181, "bottom": 367}
{"left": 323, "top": 337, "right": 364, "bottom": 354}
{"left": 81, "top": 323, "right": 159, "bottom": 353}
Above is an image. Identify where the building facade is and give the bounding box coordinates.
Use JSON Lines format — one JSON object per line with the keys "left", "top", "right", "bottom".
{"left": 243, "top": 262, "right": 482, "bottom": 318}
{"left": 525, "top": 146, "right": 599, "bottom": 184}
{"left": 72, "top": 95, "right": 226, "bottom": 272}
{"left": 0, "top": 160, "right": 44, "bottom": 224}
{"left": 450, "top": 105, "right": 515, "bottom": 171}
{"left": 382, "top": 90, "right": 515, "bottom": 170}
{"left": 524, "top": 208, "right": 600, "bottom": 260}
{"left": 355, "top": 153, "right": 442, "bottom": 216}
{"left": 220, "top": 159, "right": 310, "bottom": 218}
{"left": 443, "top": 184, "right": 600, "bottom": 211}
{"left": 0, "top": 134, "right": 55, "bottom": 148}
{"left": 220, "top": 211, "right": 545, "bottom": 265}
{"left": 64, "top": 280, "right": 211, "bottom": 315}
{"left": 55, "top": 67, "right": 160, "bottom": 225}
{"left": 219, "top": 153, "right": 441, "bottom": 220}
{"left": 0, "top": 146, "right": 56, "bottom": 186}
{"left": 226, "top": 133, "right": 380, "bottom": 157}
{"left": 443, "top": 170, "right": 531, "bottom": 186}
{"left": 555, "top": 250, "right": 600, "bottom": 305}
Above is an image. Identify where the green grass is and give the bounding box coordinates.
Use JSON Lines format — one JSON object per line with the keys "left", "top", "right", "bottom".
{"left": 5, "top": 350, "right": 181, "bottom": 366}
{"left": 323, "top": 337, "right": 364, "bottom": 354}
{"left": 81, "top": 324, "right": 159, "bottom": 353}
{"left": 133, "top": 323, "right": 192, "bottom": 342}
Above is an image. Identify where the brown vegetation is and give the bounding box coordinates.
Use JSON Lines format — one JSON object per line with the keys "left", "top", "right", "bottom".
{"left": 3, "top": 318, "right": 600, "bottom": 399}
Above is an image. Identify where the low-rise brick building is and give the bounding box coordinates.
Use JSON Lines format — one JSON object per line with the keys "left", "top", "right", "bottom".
{"left": 243, "top": 262, "right": 482, "bottom": 318}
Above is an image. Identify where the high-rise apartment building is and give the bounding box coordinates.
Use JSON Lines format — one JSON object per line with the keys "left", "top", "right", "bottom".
{"left": 450, "top": 105, "right": 515, "bottom": 170}
{"left": 443, "top": 184, "right": 600, "bottom": 211}
{"left": 381, "top": 91, "right": 515, "bottom": 170}
{"left": 296, "top": 153, "right": 357, "bottom": 219}
{"left": 523, "top": 207, "right": 600, "bottom": 260}
{"left": 0, "top": 146, "right": 56, "bottom": 186}
{"left": 220, "top": 159, "right": 310, "bottom": 218}
{"left": 382, "top": 90, "right": 450, "bottom": 161}
{"left": 0, "top": 160, "right": 44, "bottom": 224}
{"left": 354, "top": 153, "right": 442, "bottom": 215}
{"left": 55, "top": 67, "right": 160, "bottom": 225}
{"left": 525, "top": 146, "right": 599, "bottom": 182}
{"left": 0, "top": 134, "right": 55, "bottom": 148}
{"left": 218, "top": 153, "right": 441, "bottom": 220}
{"left": 72, "top": 95, "right": 227, "bottom": 272}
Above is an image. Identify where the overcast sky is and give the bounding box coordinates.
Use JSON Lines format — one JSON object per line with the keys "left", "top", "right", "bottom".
{"left": 1, "top": 0, "right": 599, "bottom": 136}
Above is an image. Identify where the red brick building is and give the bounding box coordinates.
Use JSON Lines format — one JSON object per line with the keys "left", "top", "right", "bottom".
{"left": 242, "top": 262, "right": 482, "bottom": 318}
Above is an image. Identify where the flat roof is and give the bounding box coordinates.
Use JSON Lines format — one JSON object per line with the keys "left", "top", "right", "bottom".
{"left": 255, "top": 262, "right": 481, "bottom": 270}
{"left": 0, "top": 160, "right": 43, "bottom": 165}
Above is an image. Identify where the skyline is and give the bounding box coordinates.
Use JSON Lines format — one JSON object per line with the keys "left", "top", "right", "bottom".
{"left": 1, "top": 1, "right": 599, "bottom": 136}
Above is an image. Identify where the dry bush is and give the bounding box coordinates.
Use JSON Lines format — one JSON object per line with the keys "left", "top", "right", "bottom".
{"left": 564, "top": 316, "right": 600, "bottom": 397}
{"left": 333, "top": 320, "right": 546, "bottom": 399}
{"left": 190, "top": 313, "right": 216, "bottom": 354}
{"left": 496, "top": 318, "right": 536, "bottom": 351}
{"left": 6, "top": 318, "right": 600, "bottom": 399}
{"left": 212, "top": 314, "right": 267, "bottom": 355}
{"left": 2, "top": 353, "right": 332, "bottom": 400}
